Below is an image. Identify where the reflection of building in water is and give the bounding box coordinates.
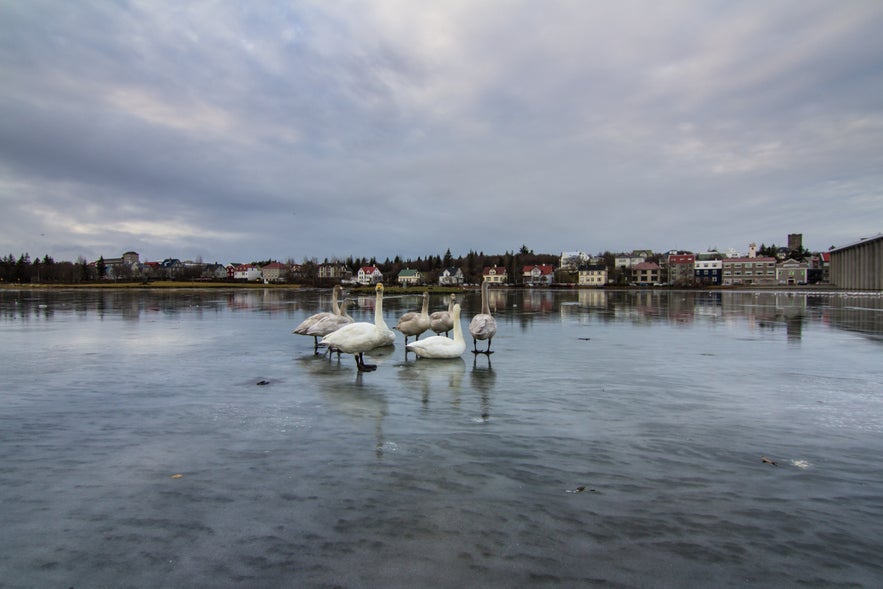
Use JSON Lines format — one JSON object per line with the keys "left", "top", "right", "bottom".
{"left": 578, "top": 289, "right": 607, "bottom": 309}
{"left": 775, "top": 292, "right": 808, "bottom": 342}
{"left": 521, "top": 289, "right": 553, "bottom": 313}
{"left": 693, "top": 292, "right": 723, "bottom": 320}
{"left": 486, "top": 287, "right": 507, "bottom": 311}
{"left": 823, "top": 293, "right": 883, "bottom": 340}
{"left": 721, "top": 292, "right": 779, "bottom": 329}
{"left": 667, "top": 292, "right": 696, "bottom": 324}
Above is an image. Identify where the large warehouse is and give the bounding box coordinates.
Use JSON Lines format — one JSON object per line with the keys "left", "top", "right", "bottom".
{"left": 829, "top": 234, "right": 883, "bottom": 290}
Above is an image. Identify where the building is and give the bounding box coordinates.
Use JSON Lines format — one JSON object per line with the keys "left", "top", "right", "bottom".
{"left": 233, "top": 264, "right": 262, "bottom": 281}
{"left": 318, "top": 263, "right": 351, "bottom": 283}
{"left": 482, "top": 265, "right": 507, "bottom": 284}
{"left": 560, "top": 251, "right": 589, "bottom": 270}
{"left": 829, "top": 234, "right": 883, "bottom": 290}
{"left": 522, "top": 264, "right": 554, "bottom": 286}
{"left": 160, "top": 258, "right": 185, "bottom": 279}
{"left": 777, "top": 259, "right": 808, "bottom": 285}
{"left": 357, "top": 265, "right": 383, "bottom": 285}
{"left": 631, "top": 262, "right": 660, "bottom": 285}
{"left": 666, "top": 253, "right": 695, "bottom": 286}
{"left": 614, "top": 253, "right": 646, "bottom": 269}
{"left": 261, "top": 262, "right": 289, "bottom": 283}
{"left": 721, "top": 256, "right": 777, "bottom": 286}
{"left": 397, "top": 268, "right": 423, "bottom": 286}
{"left": 788, "top": 233, "right": 803, "bottom": 252}
{"left": 694, "top": 257, "right": 723, "bottom": 285}
{"left": 438, "top": 267, "right": 464, "bottom": 286}
{"left": 814, "top": 252, "right": 830, "bottom": 284}
{"left": 578, "top": 264, "right": 607, "bottom": 287}
{"left": 201, "top": 263, "right": 229, "bottom": 280}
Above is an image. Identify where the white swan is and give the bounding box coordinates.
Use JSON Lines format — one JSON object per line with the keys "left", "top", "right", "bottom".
{"left": 305, "top": 297, "right": 353, "bottom": 340}
{"left": 406, "top": 303, "right": 466, "bottom": 359}
{"left": 293, "top": 284, "right": 343, "bottom": 352}
{"left": 319, "top": 283, "right": 395, "bottom": 371}
{"left": 395, "top": 290, "right": 431, "bottom": 344}
{"left": 469, "top": 280, "right": 497, "bottom": 354}
{"left": 430, "top": 293, "right": 456, "bottom": 336}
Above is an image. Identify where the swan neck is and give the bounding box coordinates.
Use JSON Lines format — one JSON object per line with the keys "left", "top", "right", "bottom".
{"left": 452, "top": 306, "right": 463, "bottom": 342}
{"left": 481, "top": 282, "right": 491, "bottom": 315}
{"left": 374, "top": 289, "right": 387, "bottom": 328}
{"left": 331, "top": 285, "right": 341, "bottom": 315}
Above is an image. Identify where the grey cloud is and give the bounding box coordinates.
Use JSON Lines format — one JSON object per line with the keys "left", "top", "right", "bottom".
{"left": 1, "top": 1, "right": 882, "bottom": 264}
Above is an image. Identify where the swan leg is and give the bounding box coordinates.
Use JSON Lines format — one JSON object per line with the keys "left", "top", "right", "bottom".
{"left": 356, "top": 352, "right": 377, "bottom": 372}
{"left": 484, "top": 338, "right": 494, "bottom": 355}
{"left": 313, "top": 336, "right": 321, "bottom": 354}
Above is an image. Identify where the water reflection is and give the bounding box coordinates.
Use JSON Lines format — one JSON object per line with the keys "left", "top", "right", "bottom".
{"left": 2, "top": 288, "right": 882, "bottom": 341}
{"left": 470, "top": 355, "right": 495, "bottom": 423}
{"left": 397, "top": 357, "right": 465, "bottom": 407}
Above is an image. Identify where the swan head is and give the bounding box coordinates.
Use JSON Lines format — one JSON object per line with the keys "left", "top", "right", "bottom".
{"left": 376, "top": 283, "right": 384, "bottom": 293}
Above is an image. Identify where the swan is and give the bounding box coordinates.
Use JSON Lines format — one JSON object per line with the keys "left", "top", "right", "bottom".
{"left": 305, "top": 297, "right": 353, "bottom": 341}
{"left": 319, "top": 283, "right": 396, "bottom": 371}
{"left": 395, "top": 291, "right": 431, "bottom": 344}
{"left": 430, "top": 293, "right": 456, "bottom": 336}
{"left": 293, "top": 284, "right": 343, "bottom": 352}
{"left": 469, "top": 280, "right": 497, "bottom": 354}
{"left": 406, "top": 303, "right": 466, "bottom": 359}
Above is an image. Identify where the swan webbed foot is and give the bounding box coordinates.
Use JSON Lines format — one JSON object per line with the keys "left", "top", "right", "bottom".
{"left": 355, "top": 353, "right": 377, "bottom": 372}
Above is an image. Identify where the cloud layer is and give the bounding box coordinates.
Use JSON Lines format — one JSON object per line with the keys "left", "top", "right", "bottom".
{"left": 2, "top": 1, "right": 882, "bottom": 263}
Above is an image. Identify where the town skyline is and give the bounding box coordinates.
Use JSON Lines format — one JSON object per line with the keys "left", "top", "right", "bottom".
{"left": 2, "top": 232, "right": 830, "bottom": 269}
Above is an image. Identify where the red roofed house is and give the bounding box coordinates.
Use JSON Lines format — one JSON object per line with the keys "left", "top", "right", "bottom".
{"left": 522, "top": 264, "right": 555, "bottom": 286}
{"left": 666, "top": 253, "right": 695, "bottom": 286}
{"left": 261, "top": 262, "right": 289, "bottom": 283}
{"left": 482, "top": 265, "right": 508, "bottom": 284}
{"left": 233, "top": 264, "right": 262, "bottom": 281}
{"left": 357, "top": 265, "right": 383, "bottom": 285}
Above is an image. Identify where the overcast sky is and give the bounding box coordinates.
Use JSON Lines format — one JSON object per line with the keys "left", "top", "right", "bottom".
{"left": 2, "top": 1, "right": 882, "bottom": 264}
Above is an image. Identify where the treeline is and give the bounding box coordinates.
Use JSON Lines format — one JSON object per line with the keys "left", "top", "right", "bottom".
{"left": 0, "top": 254, "right": 93, "bottom": 284}
{"left": 1, "top": 245, "right": 565, "bottom": 285}
{"left": 306, "top": 246, "right": 561, "bottom": 286}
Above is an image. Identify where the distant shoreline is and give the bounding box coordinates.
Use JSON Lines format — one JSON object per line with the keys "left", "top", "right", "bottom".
{"left": 0, "top": 282, "right": 858, "bottom": 292}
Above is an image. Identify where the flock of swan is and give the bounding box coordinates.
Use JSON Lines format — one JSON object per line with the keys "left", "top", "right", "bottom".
{"left": 293, "top": 281, "right": 497, "bottom": 372}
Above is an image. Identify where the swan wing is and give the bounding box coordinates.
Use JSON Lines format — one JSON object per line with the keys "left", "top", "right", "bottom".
{"left": 306, "top": 314, "right": 354, "bottom": 337}
{"left": 293, "top": 311, "right": 333, "bottom": 334}
{"left": 407, "top": 335, "right": 466, "bottom": 359}
{"left": 469, "top": 314, "right": 497, "bottom": 340}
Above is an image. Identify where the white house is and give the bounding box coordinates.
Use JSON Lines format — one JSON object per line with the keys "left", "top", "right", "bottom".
{"left": 578, "top": 265, "right": 607, "bottom": 286}
{"left": 357, "top": 265, "right": 383, "bottom": 285}
{"left": 233, "top": 264, "right": 262, "bottom": 281}
{"left": 438, "top": 267, "right": 464, "bottom": 286}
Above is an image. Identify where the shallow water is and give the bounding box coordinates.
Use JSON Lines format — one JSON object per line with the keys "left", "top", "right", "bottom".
{"left": 1, "top": 288, "right": 882, "bottom": 588}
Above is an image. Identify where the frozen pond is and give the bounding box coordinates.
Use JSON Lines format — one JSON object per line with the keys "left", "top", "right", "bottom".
{"left": 1, "top": 287, "right": 882, "bottom": 588}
